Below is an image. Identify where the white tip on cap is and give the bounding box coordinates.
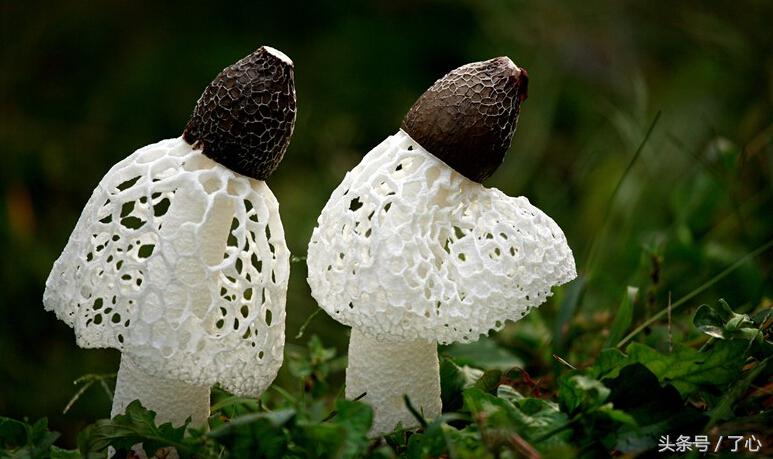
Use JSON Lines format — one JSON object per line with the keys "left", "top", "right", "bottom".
{"left": 262, "top": 46, "right": 293, "bottom": 66}
{"left": 497, "top": 56, "right": 520, "bottom": 72}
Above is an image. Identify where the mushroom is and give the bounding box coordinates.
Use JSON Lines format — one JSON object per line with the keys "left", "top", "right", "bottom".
{"left": 307, "top": 57, "right": 576, "bottom": 434}
{"left": 43, "top": 46, "right": 296, "bottom": 428}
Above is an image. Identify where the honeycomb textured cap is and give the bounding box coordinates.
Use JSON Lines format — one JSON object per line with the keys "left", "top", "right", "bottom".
{"left": 43, "top": 138, "right": 289, "bottom": 396}
{"left": 307, "top": 131, "right": 576, "bottom": 344}
{"left": 401, "top": 56, "right": 528, "bottom": 183}
{"left": 183, "top": 46, "right": 296, "bottom": 180}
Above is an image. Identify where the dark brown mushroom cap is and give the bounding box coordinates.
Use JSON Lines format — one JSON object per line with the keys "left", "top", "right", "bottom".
{"left": 401, "top": 57, "right": 528, "bottom": 183}
{"left": 183, "top": 46, "right": 296, "bottom": 180}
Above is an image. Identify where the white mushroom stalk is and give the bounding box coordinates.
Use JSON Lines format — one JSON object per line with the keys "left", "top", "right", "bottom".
{"left": 43, "top": 46, "right": 296, "bottom": 428}
{"left": 307, "top": 57, "right": 576, "bottom": 435}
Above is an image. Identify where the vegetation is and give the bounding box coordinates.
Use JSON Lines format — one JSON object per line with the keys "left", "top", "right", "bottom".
{"left": 2, "top": 298, "right": 771, "bottom": 457}
{"left": 1, "top": 1, "right": 771, "bottom": 457}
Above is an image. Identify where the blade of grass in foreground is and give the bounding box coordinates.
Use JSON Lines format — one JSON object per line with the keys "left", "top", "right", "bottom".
{"left": 583, "top": 111, "right": 662, "bottom": 277}
{"left": 616, "top": 238, "right": 773, "bottom": 348}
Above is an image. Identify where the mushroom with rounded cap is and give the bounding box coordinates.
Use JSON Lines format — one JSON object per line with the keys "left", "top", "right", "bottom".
{"left": 307, "top": 57, "right": 576, "bottom": 435}
{"left": 43, "top": 45, "right": 296, "bottom": 428}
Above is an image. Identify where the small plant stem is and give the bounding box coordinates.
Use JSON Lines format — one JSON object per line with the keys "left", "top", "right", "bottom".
{"left": 64, "top": 373, "right": 116, "bottom": 413}
{"left": 99, "top": 379, "right": 113, "bottom": 400}
{"left": 403, "top": 395, "right": 428, "bottom": 428}
{"left": 295, "top": 308, "right": 321, "bottom": 339}
{"left": 668, "top": 292, "right": 674, "bottom": 354}
{"left": 271, "top": 385, "right": 297, "bottom": 403}
{"left": 63, "top": 380, "right": 94, "bottom": 414}
{"left": 209, "top": 396, "right": 259, "bottom": 413}
{"left": 552, "top": 354, "right": 576, "bottom": 370}
{"left": 508, "top": 432, "right": 541, "bottom": 459}
{"left": 321, "top": 392, "right": 366, "bottom": 422}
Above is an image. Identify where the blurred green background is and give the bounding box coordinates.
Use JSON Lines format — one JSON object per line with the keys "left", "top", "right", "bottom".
{"left": 1, "top": 0, "right": 771, "bottom": 447}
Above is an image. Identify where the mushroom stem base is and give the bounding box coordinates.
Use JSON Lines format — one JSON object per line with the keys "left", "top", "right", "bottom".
{"left": 111, "top": 355, "right": 210, "bottom": 428}
{"left": 346, "top": 328, "right": 441, "bottom": 435}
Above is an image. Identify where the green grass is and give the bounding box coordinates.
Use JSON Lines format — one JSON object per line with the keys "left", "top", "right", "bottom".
{"left": 2, "top": 297, "right": 770, "bottom": 458}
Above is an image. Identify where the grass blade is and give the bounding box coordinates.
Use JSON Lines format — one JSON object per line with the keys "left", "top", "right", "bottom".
{"left": 604, "top": 286, "right": 639, "bottom": 348}
{"left": 552, "top": 276, "right": 587, "bottom": 363}
{"left": 617, "top": 238, "right": 773, "bottom": 348}
{"left": 583, "top": 111, "right": 662, "bottom": 275}
{"left": 295, "top": 308, "right": 322, "bottom": 339}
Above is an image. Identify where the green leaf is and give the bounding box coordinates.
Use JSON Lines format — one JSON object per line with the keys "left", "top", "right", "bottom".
{"left": 209, "top": 395, "right": 260, "bottom": 414}
{"left": 0, "top": 418, "right": 60, "bottom": 459}
{"left": 443, "top": 425, "right": 492, "bottom": 459}
{"left": 588, "top": 348, "right": 627, "bottom": 379}
{"left": 495, "top": 385, "right": 524, "bottom": 404}
{"left": 604, "top": 287, "right": 638, "bottom": 348}
{"left": 365, "top": 445, "right": 398, "bottom": 459}
{"left": 49, "top": 446, "right": 81, "bottom": 459}
{"left": 439, "top": 357, "right": 493, "bottom": 412}
{"left": 296, "top": 400, "right": 373, "bottom": 459}
{"left": 627, "top": 341, "right": 746, "bottom": 397}
{"left": 557, "top": 375, "right": 610, "bottom": 414}
{"left": 0, "top": 418, "right": 29, "bottom": 447}
{"left": 463, "top": 387, "right": 570, "bottom": 454}
{"left": 693, "top": 299, "right": 759, "bottom": 341}
{"left": 404, "top": 422, "right": 449, "bottom": 459}
{"left": 208, "top": 409, "right": 295, "bottom": 459}
{"left": 707, "top": 357, "right": 769, "bottom": 428}
{"left": 596, "top": 341, "right": 747, "bottom": 398}
{"left": 439, "top": 358, "right": 467, "bottom": 411}
{"left": 287, "top": 335, "right": 344, "bottom": 397}
{"left": 406, "top": 422, "right": 491, "bottom": 459}
{"left": 472, "top": 370, "right": 502, "bottom": 394}
{"left": 443, "top": 337, "right": 524, "bottom": 371}
{"left": 605, "top": 364, "right": 707, "bottom": 454}
{"left": 693, "top": 304, "right": 726, "bottom": 338}
{"left": 77, "top": 401, "right": 191, "bottom": 458}
{"left": 308, "top": 334, "right": 338, "bottom": 364}
{"left": 514, "top": 398, "right": 572, "bottom": 449}
{"left": 335, "top": 399, "right": 373, "bottom": 430}
{"left": 596, "top": 404, "right": 636, "bottom": 426}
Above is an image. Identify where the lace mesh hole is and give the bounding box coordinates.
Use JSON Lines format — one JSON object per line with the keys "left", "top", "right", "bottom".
{"left": 137, "top": 244, "right": 155, "bottom": 258}
{"left": 120, "top": 216, "right": 146, "bottom": 230}
{"left": 349, "top": 197, "right": 363, "bottom": 211}
{"left": 120, "top": 201, "right": 135, "bottom": 218}
{"left": 116, "top": 176, "right": 140, "bottom": 191}
{"left": 153, "top": 198, "right": 171, "bottom": 217}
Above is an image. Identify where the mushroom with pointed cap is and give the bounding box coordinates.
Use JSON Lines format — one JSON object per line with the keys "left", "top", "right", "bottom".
{"left": 307, "top": 57, "right": 576, "bottom": 434}
{"left": 43, "top": 46, "right": 296, "bottom": 427}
